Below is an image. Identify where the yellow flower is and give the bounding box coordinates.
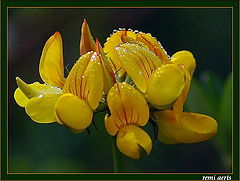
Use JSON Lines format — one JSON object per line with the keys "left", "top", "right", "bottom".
{"left": 104, "top": 30, "right": 195, "bottom": 109}
{"left": 113, "top": 42, "right": 186, "bottom": 108}
{"left": 14, "top": 31, "right": 104, "bottom": 133}
{"left": 154, "top": 69, "right": 218, "bottom": 144}
{"left": 104, "top": 30, "right": 170, "bottom": 77}
{"left": 105, "top": 82, "right": 152, "bottom": 159}
{"left": 80, "top": 19, "right": 115, "bottom": 94}
{"left": 55, "top": 51, "right": 104, "bottom": 133}
{"left": 14, "top": 32, "right": 65, "bottom": 123}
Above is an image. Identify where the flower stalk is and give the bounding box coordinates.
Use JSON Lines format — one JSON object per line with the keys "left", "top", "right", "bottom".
{"left": 112, "top": 136, "right": 123, "bottom": 173}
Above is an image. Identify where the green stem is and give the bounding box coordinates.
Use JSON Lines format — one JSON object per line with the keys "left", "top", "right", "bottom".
{"left": 112, "top": 137, "right": 123, "bottom": 173}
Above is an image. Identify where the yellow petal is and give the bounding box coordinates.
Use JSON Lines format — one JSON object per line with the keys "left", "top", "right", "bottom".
{"left": 136, "top": 33, "right": 170, "bottom": 63}
{"left": 39, "top": 32, "right": 65, "bottom": 88}
{"left": 54, "top": 93, "right": 93, "bottom": 131}
{"left": 171, "top": 51, "right": 196, "bottom": 75}
{"left": 80, "top": 19, "right": 96, "bottom": 55}
{"left": 173, "top": 68, "right": 191, "bottom": 119}
{"left": 116, "top": 125, "right": 152, "bottom": 159}
{"left": 14, "top": 88, "right": 30, "bottom": 107}
{"left": 107, "top": 83, "right": 149, "bottom": 128}
{"left": 63, "top": 52, "right": 92, "bottom": 96}
{"left": 145, "top": 64, "right": 185, "bottom": 106}
{"left": 96, "top": 39, "right": 116, "bottom": 93}
{"left": 116, "top": 43, "right": 162, "bottom": 93}
{"left": 63, "top": 52, "right": 104, "bottom": 110}
{"left": 104, "top": 30, "right": 137, "bottom": 77}
{"left": 14, "top": 77, "right": 62, "bottom": 107}
{"left": 25, "top": 93, "right": 61, "bottom": 123}
{"left": 83, "top": 53, "right": 104, "bottom": 110}
{"left": 104, "top": 114, "right": 120, "bottom": 136}
{"left": 155, "top": 111, "right": 218, "bottom": 144}
{"left": 158, "top": 132, "right": 178, "bottom": 144}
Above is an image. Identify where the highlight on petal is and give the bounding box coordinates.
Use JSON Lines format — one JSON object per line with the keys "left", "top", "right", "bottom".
{"left": 145, "top": 64, "right": 185, "bottom": 107}
{"left": 116, "top": 125, "right": 152, "bottom": 159}
{"left": 136, "top": 33, "right": 170, "bottom": 63}
{"left": 116, "top": 43, "right": 162, "bottom": 93}
{"left": 104, "top": 30, "right": 137, "bottom": 77}
{"left": 80, "top": 19, "right": 96, "bottom": 55}
{"left": 54, "top": 93, "right": 93, "bottom": 131}
{"left": 106, "top": 82, "right": 149, "bottom": 130}
{"left": 171, "top": 51, "right": 196, "bottom": 75}
{"left": 39, "top": 32, "right": 65, "bottom": 88}
{"left": 14, "top": 77, "right": 62, "bottom": 107}
{"left": 154, "top": 111, "right": 218, "bottom": 144}
{"left": 25, "top": 93, "right": 61, "bottom": 123}
{"left": 96, "top": 39, "right": 116, "bottom": 93}
{"left": 63, "top": 52, "right": 104, "bottom": 110}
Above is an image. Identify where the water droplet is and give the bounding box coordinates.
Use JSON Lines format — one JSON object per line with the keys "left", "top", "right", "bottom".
{"left": 119, "top": 28, "right": 126, "bottom": 31}
{"left": 133, "top": 30, "right": 139, "bottom": 34}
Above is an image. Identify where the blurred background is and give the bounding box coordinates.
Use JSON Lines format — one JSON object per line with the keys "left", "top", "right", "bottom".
{"left": 8, "top": 8, "right": 232, "bottom": 173}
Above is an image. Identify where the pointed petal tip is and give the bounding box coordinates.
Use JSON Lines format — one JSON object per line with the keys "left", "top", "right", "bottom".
{"left": 15, "top": 77, "right": 25, "bottom": 87}
{"left": 54, "top": 31, "right": 60, "bottom": 37}
{"left": 95, "top": 38, "right": 100, "bottom": 45}
{"left": 16, "top": 77, "right": 20, "bottom": 81}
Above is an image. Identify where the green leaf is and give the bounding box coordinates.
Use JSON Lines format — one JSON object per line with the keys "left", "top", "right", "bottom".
{"left": 199, "top": 70, "right": 223, "bottom": 109}
{"left": 217, "top": 72, "right": 232, "bottom": 155}
{"left": 184, "top": 77, "right": 216, "bottom": 117}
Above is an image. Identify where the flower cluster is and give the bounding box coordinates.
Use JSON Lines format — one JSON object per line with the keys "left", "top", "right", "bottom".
{"left": 14, "top": 19, "right": 218, "bottom": 159}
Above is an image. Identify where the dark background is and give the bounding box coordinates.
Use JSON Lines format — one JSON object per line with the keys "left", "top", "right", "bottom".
{"left": 8, "top": 8, "right": 232, "bottom": 173}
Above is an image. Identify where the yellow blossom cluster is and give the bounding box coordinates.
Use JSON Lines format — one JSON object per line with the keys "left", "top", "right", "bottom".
{"left": 14, "top": 19, "right": 217, "bottom": 159}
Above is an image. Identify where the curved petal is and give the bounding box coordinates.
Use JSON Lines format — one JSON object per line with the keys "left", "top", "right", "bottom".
{"left": 136, "top": 33, "right": 170, "bottom": 63}
{"left": 116, "top": 125, "right": 152, "bottom": 159}
{"left": 104, "top": 30, "right": 137, "bottom": 77}
{"left": 173, "top": 69, "right": 191, "bottom": 119}
{"left": 104, "top": 114, "right": 120, "bottom": 136}
{"left": 116, "top": 43, "right": 162, "bottom": 93}
{"left": 39, "top": 32, "right": 65, "bottom": 88}
{"left": 14, "top": 88, "right": 30, "bottom": 107}
{"left": 63, "top": 52, "right": 104, "bottom": 110}
{"left": 54, "top": 93, "right": 93, "bottom": 131}
{"left": 14, "top": 77, "right": 62, "bottom": 107}
{"left": 145, "top": 64, "right": 185, "bottom": 106}
{"left": 107, "top": 83, "right": 149, "bottom": 128}
{"left": 80, "top": 19, "right": 96, "bottom": 55}
{"left": 171, "top": 51, "right": 196, "bottom": 75}
{"left": 25, "top": 93, "right": 61, "bottom": 123}
{"left": 155, "top": 111, "right": 218, "bottom": 144}
{"left": 96, "top": 39, "right": 116, "bottom": 94}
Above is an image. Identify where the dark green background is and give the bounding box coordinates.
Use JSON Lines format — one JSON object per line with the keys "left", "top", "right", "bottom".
{"left": 7, "top": 7, "right": 233, "bottom": 175}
